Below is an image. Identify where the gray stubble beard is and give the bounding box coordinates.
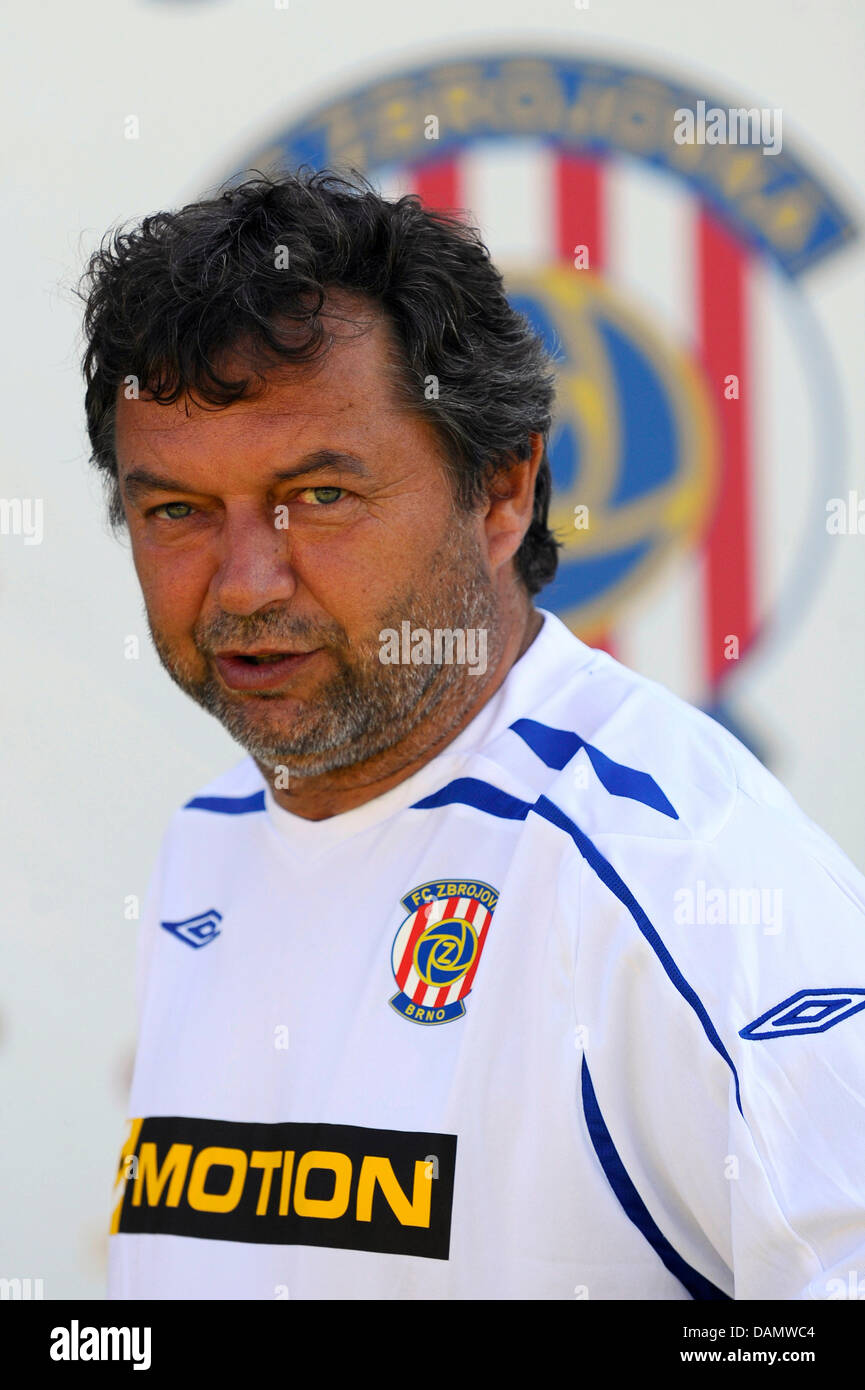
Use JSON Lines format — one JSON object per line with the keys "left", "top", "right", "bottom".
{"left": 147, "top": 520, "right": 502, "bottom": 780}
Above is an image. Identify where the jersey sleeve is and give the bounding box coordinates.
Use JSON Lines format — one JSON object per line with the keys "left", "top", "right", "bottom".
{"left": 575, "top": 781, "right": 865, "bottom": 1300}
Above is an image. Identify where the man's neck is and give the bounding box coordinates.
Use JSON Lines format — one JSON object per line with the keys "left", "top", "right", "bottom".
{"left": 261, "top": 604, "right": 544, "bottom": 821}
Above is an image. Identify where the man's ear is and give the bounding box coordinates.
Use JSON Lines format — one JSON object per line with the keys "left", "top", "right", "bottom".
{"left": 482, "top": 434, "right": 545, "bottom": 574}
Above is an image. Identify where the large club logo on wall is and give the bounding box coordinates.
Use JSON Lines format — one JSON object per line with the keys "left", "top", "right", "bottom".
{"left": 231, "top": 53, "right": 856, "bottom": 742}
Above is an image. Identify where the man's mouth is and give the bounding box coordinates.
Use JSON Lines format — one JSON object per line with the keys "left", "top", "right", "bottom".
{"left": 225, "top": 650, "right": 307, "bottom": 664}
{"left": 211, "top": 648, "right": 322, "bottom": 691}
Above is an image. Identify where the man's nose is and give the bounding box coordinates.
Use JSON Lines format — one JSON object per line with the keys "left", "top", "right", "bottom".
{"left": 208, "top": 508, "right": 297, "bottom": 616}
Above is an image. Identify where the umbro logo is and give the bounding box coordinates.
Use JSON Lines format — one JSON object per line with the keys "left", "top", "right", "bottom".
{"left": 160, "top": 909, "right": 223, "bottom": 949}
{"left": 740, "top": 988, "right": 865, "bottom": 1039}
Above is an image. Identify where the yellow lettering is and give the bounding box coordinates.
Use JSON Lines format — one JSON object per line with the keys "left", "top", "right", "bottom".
{"left": 187, "top": 1146, "right": 247, "bottom": 1213}
{"left": 368, "top": 79, "right": 423, "bottom": 160}
{"left": 743, "top": 186, "right": 817, "bottom": 252}
{"left": 357, "top": 1157, "right": 432, "bottom": 1228}
{"left": 718, "top": 149, "right": 770, "bottom": 199}
{"left": 429, "top": 63, "right": 498, "bottom": 133}
{"left": 110, "top": 1118, "right": 144, "bottom": 1234}
{"left": 250, "top": 1150, "right": 283, "bottom": 1216}
{"left": 278, "top": 1151, "right": 295, "bottom": 1216}
{"left": 293, "top": 1151, "right": 352, "bottom": 1220}
{"left": 132, "top": 1142, "right": 192, "bottom": 1209}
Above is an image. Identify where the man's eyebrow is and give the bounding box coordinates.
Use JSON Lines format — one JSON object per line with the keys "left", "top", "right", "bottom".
{"left": 120, "top": 450, "right": 371, "bottom": 499}
{"left": 271, "top": 450, "right": 371, "bottom": 483}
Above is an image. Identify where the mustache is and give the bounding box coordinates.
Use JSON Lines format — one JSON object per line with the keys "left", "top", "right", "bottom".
{"left": 193, "top": 611, "right": 348, "bottom": 652}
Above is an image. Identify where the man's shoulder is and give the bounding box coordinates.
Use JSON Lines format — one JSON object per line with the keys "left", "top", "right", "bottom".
{"left": 171, "top": 755, "right": 266, "bottom": 822}
{"left": 518, "top": 634, "right": 865, "bottom": 919}
{"left": 508, "top": 619, "right": 798, "bottom": 848}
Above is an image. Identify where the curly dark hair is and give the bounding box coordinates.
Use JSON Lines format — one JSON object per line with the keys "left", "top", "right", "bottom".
{"left": 78, "top": 167, "right": 562, "bottom": 596}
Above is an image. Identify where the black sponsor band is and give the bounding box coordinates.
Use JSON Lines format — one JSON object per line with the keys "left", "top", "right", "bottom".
{"left": 116, "top": 1117, "right": 457, "bottom": 1260}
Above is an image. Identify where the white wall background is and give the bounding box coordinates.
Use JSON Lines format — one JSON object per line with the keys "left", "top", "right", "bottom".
{"left": 2, "top": 0, "right": 863, "bottom": 1298}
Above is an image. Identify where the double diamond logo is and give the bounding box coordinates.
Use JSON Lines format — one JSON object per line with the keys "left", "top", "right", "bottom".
{"left": 160, "top": 909, "right": 223, "bottom": 949}
{"left": 740, "top": 988, "right": 865, "bottom": 1040}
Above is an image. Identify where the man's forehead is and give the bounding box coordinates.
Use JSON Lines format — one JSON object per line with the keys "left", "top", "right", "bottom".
{"left": 116, "top": 394, "right": 407, "bottom": 437}
{"left": 115, "top": 304, "right": 409, "bottom": 446}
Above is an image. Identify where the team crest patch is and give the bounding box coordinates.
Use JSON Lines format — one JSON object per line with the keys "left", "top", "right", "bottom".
{"left": 389, "top": 879, "right": 499, "bottom": 1025}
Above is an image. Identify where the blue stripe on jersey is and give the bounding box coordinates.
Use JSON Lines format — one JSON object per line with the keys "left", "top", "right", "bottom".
{"left": 580, "top": 1056, "right": 732, "bottom": 1301}
{"left": 183, "top": 791, "right": 266, "bottom": 815}
{"left": 510, "top": 717, "right": 678, "bottom": 819}
{"left": 411, "top": 777, "right": 744, "bottom": 1118}
{"left": 409, "top": 777, "right": 531, "bottom": 822}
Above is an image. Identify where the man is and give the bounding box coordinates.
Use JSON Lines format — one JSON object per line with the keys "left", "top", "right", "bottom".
{"left": 81, "top": 169, "right": 865, "bottom": 1300}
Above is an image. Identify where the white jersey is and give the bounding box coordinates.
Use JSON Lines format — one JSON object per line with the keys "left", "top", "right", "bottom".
{"left": 108, "top": 608, "right": 865, "bottom": 1300}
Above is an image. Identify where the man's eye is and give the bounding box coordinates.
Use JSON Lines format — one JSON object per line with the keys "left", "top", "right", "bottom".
{"left": 298, "top": 487, "right": 345, "bottom": 506}
{"left": 150, "top": 502, "right": 195, "bottom": 520}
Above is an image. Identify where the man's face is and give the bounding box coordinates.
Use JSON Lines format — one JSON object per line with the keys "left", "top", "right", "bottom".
{"left": 114, "top": 299, "right": 500, "bottom": 778}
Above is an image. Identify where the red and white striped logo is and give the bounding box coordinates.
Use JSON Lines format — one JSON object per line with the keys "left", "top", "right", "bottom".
{"left": 389, "top": 879, "right": 499, "bottom": 1025}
